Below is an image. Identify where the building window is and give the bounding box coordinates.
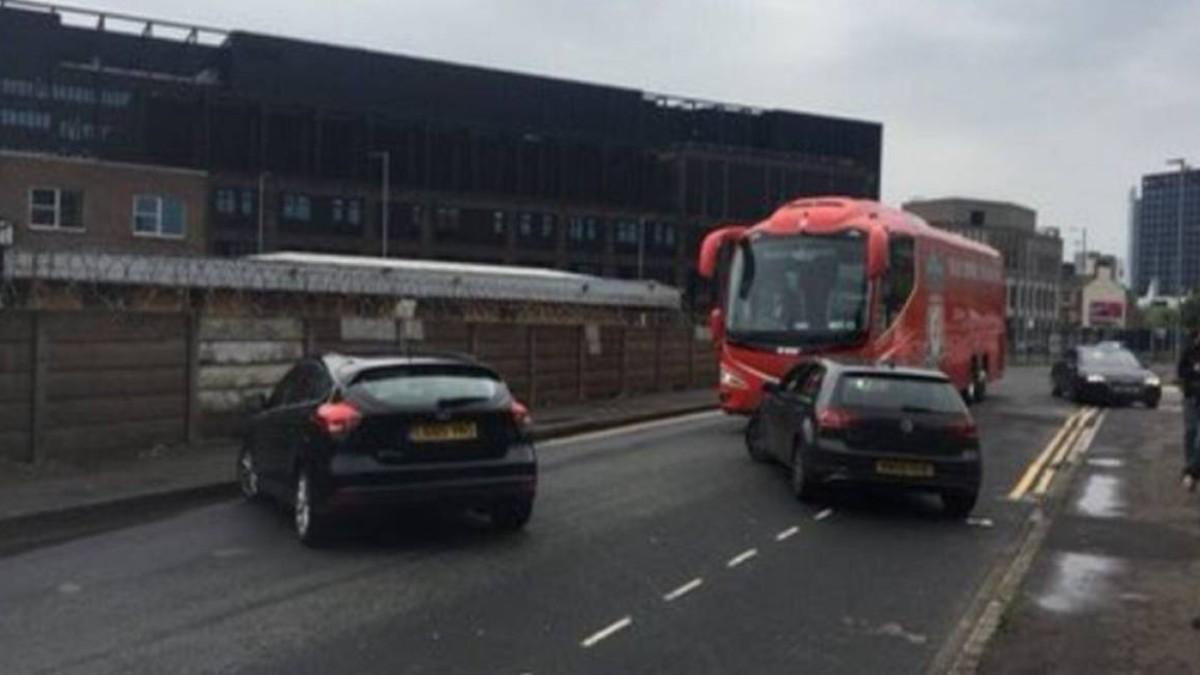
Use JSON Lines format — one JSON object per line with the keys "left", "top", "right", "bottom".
{"left": 239, "top": 190, "right": 255, "bottom": 217}
{"left": 568, "top": 217, "right": 600, "bottom": 244}
{"left": 215, "top": 189, "right": 237, "bottom": 216}
{"left": 133, "top": 195, "right": 186, "bottom": 238}
{"left": 281, "top": 194, "right": 312, "bottom": 222}
{"left": 28, "top": 187, "right": 83, "bottom": 231}
{"left": 331, "top": 197, "right": 364, "bottom": 228}
{"left": 1, "top": 108, "right": 51, "bottom": 130}
{"left": 492, "top": 210, "right": 506, "bottom": 236}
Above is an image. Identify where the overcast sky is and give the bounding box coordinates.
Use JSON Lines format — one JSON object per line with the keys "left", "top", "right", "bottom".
{"left": 108, "top": 0, "right": 1200, "bottom": 262}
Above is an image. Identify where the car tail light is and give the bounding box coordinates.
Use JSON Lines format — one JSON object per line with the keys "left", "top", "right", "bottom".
{"left": 511, "top": 401, "right": 533, "bottom": 429}
{"left": 314, "top": 401, "right": 362, "bottom": 440}
{"left": 816, "top": 407, "right": 854, "bottom": 432}
{"left": 948, "top": 419, "right": 979, "bottom": 441}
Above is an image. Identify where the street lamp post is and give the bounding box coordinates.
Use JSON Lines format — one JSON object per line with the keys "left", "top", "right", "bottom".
{"left": 1168, "top": 158, "right": 1191, "bottom": 360}
{"left": 370, "top": 151, "right": 391, "bottom": 258}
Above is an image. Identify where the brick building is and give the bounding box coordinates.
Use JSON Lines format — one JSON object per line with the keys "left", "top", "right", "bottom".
{"left": 0, "top": 150, "right": 208, "bottom": 255}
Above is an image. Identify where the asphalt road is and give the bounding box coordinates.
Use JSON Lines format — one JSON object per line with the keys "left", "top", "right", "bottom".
{"left": 0, "top": 367, "right": 1079, "bottom": 675}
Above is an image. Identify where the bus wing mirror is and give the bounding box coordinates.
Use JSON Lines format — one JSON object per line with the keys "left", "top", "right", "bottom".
{"left": 697, "top": 225, "right": 747, "bottom": 279}
{"left": 708, "top": 308, "right": 725, "bottom": 343}
{"left": 867, "top": 228, "right": 889, "bottom": 278}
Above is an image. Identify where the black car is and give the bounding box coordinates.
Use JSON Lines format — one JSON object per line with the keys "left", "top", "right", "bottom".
{"left": 1051, "top": 345, "right": 1161, "bottom": 407}
{"left": 239, "top": 353, "right": 537, "bottom": 545}
{"left": 745, "top": 359, "right": 982, "bottom": 517}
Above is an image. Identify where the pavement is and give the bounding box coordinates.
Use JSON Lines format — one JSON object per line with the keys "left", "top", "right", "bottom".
{"left": 0, "top": 367, "right": 1093, "bottom": 674}
{"left": 977, "top": 385, "right": 1200, "bottom": 674}
{"left": 0, "top": 388, "right": 715, "bottom": 556}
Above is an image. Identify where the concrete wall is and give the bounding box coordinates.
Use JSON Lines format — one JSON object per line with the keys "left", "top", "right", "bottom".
{"left": 0, "top": 309, "right": 717, "bottom": 462}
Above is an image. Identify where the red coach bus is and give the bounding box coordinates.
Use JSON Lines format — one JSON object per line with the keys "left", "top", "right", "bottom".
{"left": 698, "top": 197, "right": 1005, "bottom": 414}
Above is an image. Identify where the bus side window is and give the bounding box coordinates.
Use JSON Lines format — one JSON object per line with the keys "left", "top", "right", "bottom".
{"left": 883, "top": 236, "right": 915, "bottom": 328}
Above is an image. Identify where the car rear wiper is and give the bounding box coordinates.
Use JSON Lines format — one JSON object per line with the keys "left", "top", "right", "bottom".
{"left": 435, "top": 396, "right": 491, "bottom": 409}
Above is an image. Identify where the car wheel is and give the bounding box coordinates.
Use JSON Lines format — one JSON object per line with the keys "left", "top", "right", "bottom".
{"left": 237, "top": 446, "right": 262, "bottom": 502}
{"left": 790, "top": 440, "right": 816, "bottom": 502}
{"left": 1146, "top": 396, "right": 1160, "bottom": 409}
{"left": 491, "top": 496, "right": 534, "bottom": 532}
{"left": 942, "top": 490, "right": 978, "bottom": 518}
{"left": 293, "top": 470, "right": 330, "bottom": 547}
{"left": 745, "top": 412, "right": 770, "bottom": 463}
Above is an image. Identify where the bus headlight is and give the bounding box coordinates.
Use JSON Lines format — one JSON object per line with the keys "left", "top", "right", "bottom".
{"left": 720, "top": 367, "right": 748, "bottom": 390}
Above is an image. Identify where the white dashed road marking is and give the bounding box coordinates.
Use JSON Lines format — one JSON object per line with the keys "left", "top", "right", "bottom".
{"left": 775, "top": 526, "right": 800, "bottom": 541}
{"left": 662, "top": 578, "right": 704, "bottom": 602}
{"left": 814, "top": 508, "right": 834, "bottom": 521}
{"left": 727, "top": 548, "right": 758, "bottom": 568}
{"left": 580, "top": 616, "right": 633, "bottom": 648}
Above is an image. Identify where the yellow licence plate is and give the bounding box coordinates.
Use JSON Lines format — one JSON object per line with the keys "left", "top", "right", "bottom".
{"left": 875, "top": 460, "right": 935, "bottom": 478}
{"left": 409, "top": 421, "right": 478, "bottom": 443}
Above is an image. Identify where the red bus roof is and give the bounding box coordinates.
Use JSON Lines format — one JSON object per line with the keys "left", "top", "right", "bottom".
{"left": 751, "top": 197, "right": 1001, "bottom": 260}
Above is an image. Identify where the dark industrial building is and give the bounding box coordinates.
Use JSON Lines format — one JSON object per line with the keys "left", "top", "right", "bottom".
{"left": 0, "top": 0, "right": 882, "bottom": 289}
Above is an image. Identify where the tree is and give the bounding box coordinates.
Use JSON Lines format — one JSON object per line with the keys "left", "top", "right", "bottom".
{"left": 1145, "top": 304, "right": 1176, "bottom": 330}
{"left": 1183, "top": 293, "right": 1200, "bottom": 332}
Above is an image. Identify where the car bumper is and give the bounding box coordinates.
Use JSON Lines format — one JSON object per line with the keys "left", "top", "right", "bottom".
{"left": 806, "top": 443, "right": 981, "bottom": 492}
{"left": 316, "top": 443, "right": 537, "bottom": 511}
{"left": 1077, "top": 382, "right": 1160, "bottom": 404}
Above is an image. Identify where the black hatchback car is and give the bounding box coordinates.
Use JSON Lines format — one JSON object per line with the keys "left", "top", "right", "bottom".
{"left": 1051, "top": 344, "right": 1161, "bottom": 407}
{"left": 745, "top": 359, "right": 982, "bottom": 516}
{"left": 239, "top": 353, "right": 537, "bottom": 545}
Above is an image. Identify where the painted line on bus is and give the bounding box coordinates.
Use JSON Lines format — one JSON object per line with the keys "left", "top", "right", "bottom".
{"left": 580, "top": 616, "right": 633, "bottom": 648}
{"left": 540, "top": 410, "right": 723, "bottom": 448}
{"left": 726, "top": 548, "right": 758, "bottom": 568}
{"left": 662, "top": 577, "right": 704, "bottom": 602}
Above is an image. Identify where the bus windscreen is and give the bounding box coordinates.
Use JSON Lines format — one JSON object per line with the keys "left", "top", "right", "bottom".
{"left": 725, "top": 233, "right": 867, "bottom": 347}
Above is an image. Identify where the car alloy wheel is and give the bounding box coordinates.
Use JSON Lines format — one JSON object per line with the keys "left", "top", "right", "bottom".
{"left": 745, "top": 412, "right": 769, "bottom": 463}
{"left": 238, "top": 448, "right": 260, "bottom": 501}
{"left": 790, "top": 440, "right": 815, "bottom": 502}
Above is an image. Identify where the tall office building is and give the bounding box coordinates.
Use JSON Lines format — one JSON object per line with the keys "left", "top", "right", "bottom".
{"left": 1132, "top": 167, "right": 1200, "bottom": 297}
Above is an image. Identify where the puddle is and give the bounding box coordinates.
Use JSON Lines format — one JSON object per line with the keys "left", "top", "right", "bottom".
{"left": 1036, "top": 552, "right": 1124, "bottom": 613}
{"left": 1086, "top": 458, "right": 1124, "bottom": 469}
{"left": 1075, "top": 474, "right": 1124, "bottom": 518}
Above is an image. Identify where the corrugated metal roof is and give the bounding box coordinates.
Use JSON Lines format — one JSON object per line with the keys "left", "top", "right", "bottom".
{"left": 1, "top": 249, "right": 681, "bottom": 309}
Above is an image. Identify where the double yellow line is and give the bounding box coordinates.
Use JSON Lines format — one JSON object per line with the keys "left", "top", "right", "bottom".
{"left": 1008, "top": 407, "right": 1103, "bottom": 501}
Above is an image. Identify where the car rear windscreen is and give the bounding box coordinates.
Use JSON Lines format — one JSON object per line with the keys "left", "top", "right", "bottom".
{"left": 835, "top": 374, "right": 965, "bottom": 414}
{"left": 350, "top": 366, "right": 501, "bottom": 407}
